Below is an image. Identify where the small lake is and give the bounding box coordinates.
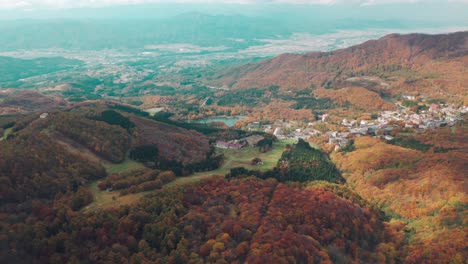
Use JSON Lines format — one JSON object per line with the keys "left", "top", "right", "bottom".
{"left": 192, "top": 116, "right": 246, "bottom": 127}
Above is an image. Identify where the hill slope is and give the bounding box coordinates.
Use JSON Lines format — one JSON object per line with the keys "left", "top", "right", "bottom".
{"left": 332, "top": 123, "right": 468, "bottom": 263}
{"left": 1, "top": 99, "right": 212, "bottom": 167}
{"left": 0, "top": 90, "right": 66, "bottom": 115}
{"left": 215, "top": 31, "right": 468, "bottom": 103}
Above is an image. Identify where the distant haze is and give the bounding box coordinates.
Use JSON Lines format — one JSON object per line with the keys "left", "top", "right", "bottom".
{"left": 0, "top": 1, "right": 466, "bottom": 89}
{"left": 1, "top": 0, "right": 468, "bottom": 10}
{"left": 0, "top": 2, "right": 467, "bottom": 21}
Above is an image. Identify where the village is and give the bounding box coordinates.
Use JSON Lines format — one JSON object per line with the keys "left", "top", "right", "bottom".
{"left": 235, "top": 102, "right": 467, "bottom": 152}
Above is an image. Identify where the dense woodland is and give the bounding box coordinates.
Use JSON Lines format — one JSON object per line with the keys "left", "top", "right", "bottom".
{"left": 216, "top": 32, "right": 468, "bottom": 107}
{"left": 332, "top": 123, "right": 468, "bottom": 263}
{"left": 49, "top": 112, "right": 132, "bottom": 163}
{"left": 0, "top": 133, "right": 106, "bottom": 204}
{"left": 277, "top": 139, "right": 342, "bottom": 183}
{"left": 98, "top": 169, "right": 176, "bottom": 195}
{"left": 0, "top": 105, "right": 389, "bottom": 263}
{"left": 1, "top": 178, "right": 403, "bottom": 263}
{"left": 0, "top": 99, "right": 466, "bottom": 263}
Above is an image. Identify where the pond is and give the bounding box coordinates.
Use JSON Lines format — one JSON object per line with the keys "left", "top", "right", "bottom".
{"left": 192, "top": 116, "right": 246, "bottom": 127}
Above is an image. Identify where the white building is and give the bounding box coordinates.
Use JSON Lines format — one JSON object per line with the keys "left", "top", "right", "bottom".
{"left": 273, "top": 127, "right": 283, "bottom": 137}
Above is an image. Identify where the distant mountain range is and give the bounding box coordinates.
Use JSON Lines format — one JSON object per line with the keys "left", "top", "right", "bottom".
{"left": 0, "top": 11, "right": 464, "bottom": 52}
{"left": 215, "top": 31, "right": 468, "bottom": 104}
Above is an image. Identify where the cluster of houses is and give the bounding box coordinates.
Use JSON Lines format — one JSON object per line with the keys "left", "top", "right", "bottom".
{"left": 329, "top": 121, "right": 396, "bottom": 151}
{"left": 240, "top": 102, "right": 466, "bottom": 152}
{"left": 324, "top": 103, "right": 465, "bottom": 151}
{"left": 216, "top": 135, "right": 265, "bottom": 150}
{"left": 378, "top": 103, "right": 466, "bottom": 129}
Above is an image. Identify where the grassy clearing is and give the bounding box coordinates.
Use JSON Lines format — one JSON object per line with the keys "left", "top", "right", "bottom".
{"left": 83, "top": 158, "right": 146, "bottom": 211}
{"left": 102, "top": 158, "right": 145, "bottom": 174}
{"left": 1, "top": 127, "right": 12, "bottom": 141}
{"left": 169, "top": 139, "right": 296, "bottom": 186}
{"left": 308, "top": 142, "right": 320, "bottom": 150}
{"left": 85, "top": 139, "right": 296, "bottom": 210}
{"left": 167, "top": 174, "right": 225, "bottom": 186}
{"left": 83, "top": 181, "right": 150, "bottom": 212}
{"left": 216, "top": 138, "right": 296, "bottom": 172}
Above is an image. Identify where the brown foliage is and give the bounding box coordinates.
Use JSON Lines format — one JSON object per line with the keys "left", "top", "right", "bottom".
{"left": 101, "top": 169, "right": 176, "bottom": 194}
{"left": 332, "top": 129, "right": 468, "bottom": 263}
{"left": 216, "top": 32, "right": 468, "bottom": 103}
{"left": 0, "top": 133, "right": 105, "bottom": 203}
{"left": 248, "top": 99, "right": 316, "bottom": 123}
{"left": 49, "top": 112, "right": 131, "bottom": 163}
{"left": 314, "top": 86, "right": 395, "bottom": 111}
{"left": 0, "top": 90, "right": 66, "bottom": 115}
{"left": 131, "top": 116, "right": 211, "bottom": 165}
{"left": 182, "top": 178, "right": 399, "bottom": 263}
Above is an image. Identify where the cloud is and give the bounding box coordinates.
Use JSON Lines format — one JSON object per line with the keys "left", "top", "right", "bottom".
{"left": 0, "top": 0, "right": 467, "bottom": 10}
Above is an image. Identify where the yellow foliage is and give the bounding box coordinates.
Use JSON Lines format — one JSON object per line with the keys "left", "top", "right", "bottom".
{"left": 219, "top": 233, "right": 231, "bottom": 242}
{"left": 212, "top": 242, "right": 225, "bottom": 252}
{"left": 331, "top": 132, "right": 468, "bottom": 263}
{"left": 314, "top": 87, "right": 395, "bottom": 111}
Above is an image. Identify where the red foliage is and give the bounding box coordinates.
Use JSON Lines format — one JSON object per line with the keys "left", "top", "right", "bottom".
{"left": 181, "top": 178, "right": 398, "bottom": 263}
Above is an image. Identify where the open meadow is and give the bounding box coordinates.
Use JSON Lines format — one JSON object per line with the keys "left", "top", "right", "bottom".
{"left": 83, "top": 157, "right": 146, "bottom": 211}
{"left": 169, "top": 139, "right": 297, "bottom": 186}
{"left": 85, "top": 139, "right": 297, "bottom": 210}
{"left": 82, "top": 181, "right": 150, "bottom": 212}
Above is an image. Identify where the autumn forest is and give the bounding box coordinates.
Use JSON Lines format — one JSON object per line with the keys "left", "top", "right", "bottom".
{"left": 1, "top": 29, "right": 467, "bottom": 264}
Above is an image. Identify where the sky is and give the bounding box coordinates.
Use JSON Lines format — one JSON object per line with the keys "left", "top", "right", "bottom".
{"left": 0, "top": 0, "right": 467, "bottom": 23}
{"left": 1, "top": 0, "right": 467, "bottom": 10}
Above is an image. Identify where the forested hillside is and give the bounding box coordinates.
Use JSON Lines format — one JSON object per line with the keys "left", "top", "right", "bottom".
{"left": 1, "top": 177, "right": 403, "bottom": 263}
{"left": 1, "top": 102, "right": 466, "bottom": 263}
{"left": 0, "top": 90, "right": 66, "bottom": 115}
{"left": 0, "top": 133, "right": 106, "bottom": 204}
{"left": 0, "top": 102, "right": 225, "bottom": 262}
{"left": 215, "top": 31, "right": 468, "bottom": 105}
{"left": 332, "top": 123, "right": 468, "bottom": 263}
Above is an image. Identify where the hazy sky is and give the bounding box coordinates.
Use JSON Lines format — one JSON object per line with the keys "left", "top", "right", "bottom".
{"left": 1, "top": 0, "right": 468, "bottom": 10}
{"left": 0, "top": 0, "right": 466, "bottom": 25}
{"left": 0, "top": 0, "right": 466, "bottom": 53}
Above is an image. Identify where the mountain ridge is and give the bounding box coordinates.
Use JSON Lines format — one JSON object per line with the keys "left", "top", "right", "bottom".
{"left": 214, "top": 31, "right": 468, "bottom": 103}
